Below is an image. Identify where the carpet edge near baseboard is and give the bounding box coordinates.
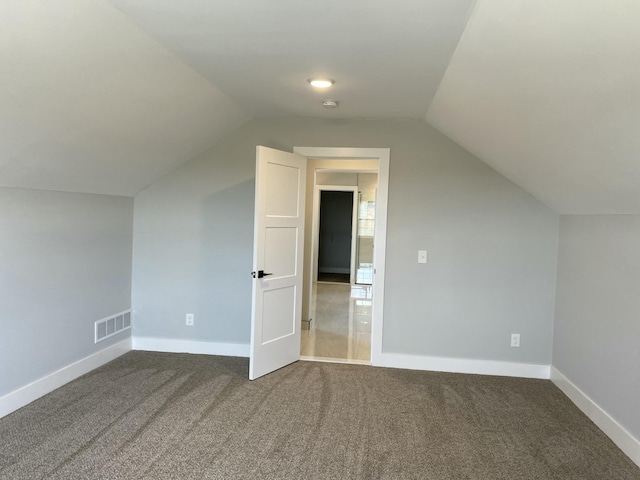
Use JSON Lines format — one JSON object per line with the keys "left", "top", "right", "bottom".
{"left": 551, "top": 366, "right": 640, "bottom": 468}
{"left": 0, "top": 337, "right": 132, "bottom": 419}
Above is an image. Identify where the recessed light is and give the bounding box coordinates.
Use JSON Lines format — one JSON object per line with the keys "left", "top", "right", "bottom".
{"left": 308, "top": 78, "right": 334, "bottom": 88}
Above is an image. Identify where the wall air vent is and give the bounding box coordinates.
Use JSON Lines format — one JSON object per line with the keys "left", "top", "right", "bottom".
{"left": 94, "top": 310, "right": 132, "bottom": 343}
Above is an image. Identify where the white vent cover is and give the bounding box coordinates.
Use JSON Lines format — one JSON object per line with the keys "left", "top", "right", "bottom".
{"left": 95, "top": 310, "right": 132, "bottom": 343}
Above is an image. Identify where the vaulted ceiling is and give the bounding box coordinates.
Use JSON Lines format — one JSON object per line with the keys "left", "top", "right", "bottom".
{"left": 428, "top": 1, "right": 640, "bottom": 214}
{"left": 2, "top": 0, "right": 639, "bottom": 213}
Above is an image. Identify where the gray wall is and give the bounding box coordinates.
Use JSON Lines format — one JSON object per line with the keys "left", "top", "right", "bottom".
{"left": 0, "top": 188, "right": 133, "bottom": 397}
{"left": 553, "top": 215, "right": 640, "bottom": 440}
{"left": 132, "top": 117, "right": 559, "bottom": 365}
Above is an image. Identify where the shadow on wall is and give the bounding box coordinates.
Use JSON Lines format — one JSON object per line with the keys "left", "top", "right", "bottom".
{"left": 199, "top": 178, "right": 255, "bottom": 344}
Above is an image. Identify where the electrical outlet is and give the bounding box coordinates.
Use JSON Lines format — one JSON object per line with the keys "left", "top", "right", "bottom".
{"left": 186, "top": 313, "right": 194, "bottom": 326}
{"left": 511, "top": 333, "right": 520, "bottom": 347}
{"left": 418, "top": 250, "right": 427, "bottom": 264}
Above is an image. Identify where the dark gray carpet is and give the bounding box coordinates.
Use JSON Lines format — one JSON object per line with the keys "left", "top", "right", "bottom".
{"left": 1, "top": 351, "right": 638, "bottom": 479}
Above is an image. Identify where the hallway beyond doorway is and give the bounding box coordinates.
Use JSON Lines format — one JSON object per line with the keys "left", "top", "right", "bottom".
{"left": 300, "top": 282, "right": 372, "bottom": 364}
{"left": 317, "top": 272, "right": 350, "bottom": 283}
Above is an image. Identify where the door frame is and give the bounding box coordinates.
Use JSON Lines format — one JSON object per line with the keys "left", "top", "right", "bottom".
{"left": 312, "top": 185, "right": 359, "bottom": 285}
{"left": 294, "top": 147, "right": 389, "bottom": 366}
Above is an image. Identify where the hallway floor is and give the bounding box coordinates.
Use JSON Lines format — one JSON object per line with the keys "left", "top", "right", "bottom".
{"left": 300, "top": 282, "right": 372, "bottom": 363}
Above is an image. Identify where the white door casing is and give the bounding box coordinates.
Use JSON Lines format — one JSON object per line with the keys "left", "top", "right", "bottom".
{"left": 249, "top": 146, "right": 307, "bottom": 380}
{"left": 294, "top": 147, "right": 389, "bottom": 367}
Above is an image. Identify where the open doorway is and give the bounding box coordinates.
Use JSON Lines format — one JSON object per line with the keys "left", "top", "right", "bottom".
{"left": 317, "top": 189, "right": 354, "bottom": 284}
{"left": 249, "top": 146, "right": 389, "bottom": 379}
{"left": 302, "top": 168, "right": 378, "bottom": 364}
{"left": 290, "top": 146, "right": 389, "bottom": 368}
{"left": 314, "top": 186, "right": 358, "bottom": 285}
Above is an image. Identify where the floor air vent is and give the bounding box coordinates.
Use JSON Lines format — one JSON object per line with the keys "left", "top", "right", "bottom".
{"left": 95, "top": 310, "right": 132, "bottom": 343}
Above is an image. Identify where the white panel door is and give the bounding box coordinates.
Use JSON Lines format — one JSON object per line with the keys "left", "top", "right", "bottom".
{"left": 250, "top": 146, "right": 306, "bottom": 380}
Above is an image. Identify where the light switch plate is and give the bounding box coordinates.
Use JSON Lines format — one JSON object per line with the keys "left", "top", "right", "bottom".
{"left": 418, "top": 250, "right": 427, "bottom": 264}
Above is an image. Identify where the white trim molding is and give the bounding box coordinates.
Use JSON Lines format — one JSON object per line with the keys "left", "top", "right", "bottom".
{"left": 551, "top": 367, "right": 640, "bottom": 467}
{"left": 0, "top": 338, "right": 131, "bottom": 419}
{"left": 293, "top": 147, "right": 390, "bottom": 368}
{"left": 376, "top": 352, "right": 551, "bottom": 379}
{"left": 133, "top": 337, "right": 249, "bottom": 357}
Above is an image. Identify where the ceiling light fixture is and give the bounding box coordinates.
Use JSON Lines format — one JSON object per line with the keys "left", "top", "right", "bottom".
{"left": 322, "top": 99, "right": 339, "bottom": 108}
{"left": 308, "top": 78, "right": 334, "bottom": 88}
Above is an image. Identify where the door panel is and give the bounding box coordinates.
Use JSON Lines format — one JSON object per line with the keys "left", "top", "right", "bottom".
{"left": 264, "top": 227, "right": 298, "bottom": 277}
{"left": 266, "top": 162, "right": 300, "bottom": 217}
{"left": 262, "top": 286, "right": 296, "bottom": 343}
{"left": 250, "top": 146, "right": 306, "bottom": 380}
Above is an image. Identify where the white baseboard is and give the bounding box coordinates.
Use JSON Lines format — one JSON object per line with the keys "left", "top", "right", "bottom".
{"left": 375, "top": 352, "right": 551, "bottom": 379}
{"left": 551, "top": 367, "right": 640, "bottom": 467}
{"left": 318, "top": 268, "right": 350, "bottom": 274}
{"left": 133, "top": 337, "right": 249, "bottom": 357}
{"left": 0, "top": 338, "right": 132, "bottom": 419}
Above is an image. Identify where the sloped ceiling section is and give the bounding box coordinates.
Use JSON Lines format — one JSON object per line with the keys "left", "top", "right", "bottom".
{"left": 427, "top": 0, "right": 640, "bottom": 214}
{"left": 3, "top": 0, "right": 639, "bottom": 213}
{"left": 0, "top": 0, "right": 250, "bottom": 196}
{"left": 105, "top": 0, "right": 475, "bottom": 119}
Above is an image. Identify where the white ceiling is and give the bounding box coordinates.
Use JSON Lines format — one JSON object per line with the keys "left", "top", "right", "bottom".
{"left": 2, "top": 0, "right": 639, "bottom": 214}
{"left": 105, "top": 0, "right": 474, "bottom": 119}
{"left": 0, "top": 0, "right": 249, "bottom": 196}
{"left": 428, "top": 0, "right": 640, "bottom": 214}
